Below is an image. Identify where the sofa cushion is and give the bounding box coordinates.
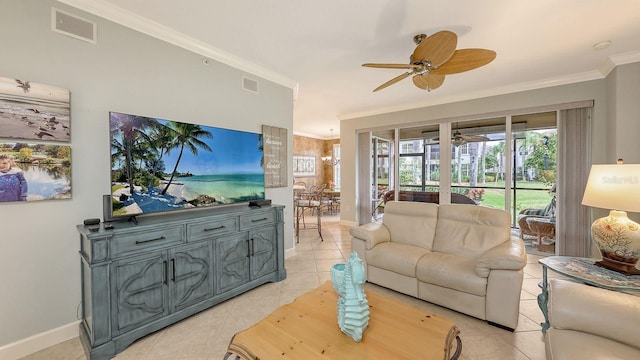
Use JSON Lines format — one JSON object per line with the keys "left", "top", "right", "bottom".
{"left": 382, "top": 201, "right": 438, "bottom": 249}
{"left": 349, "top": 221, "right": 390, "bottom": 250}
{"left": 365, "top": 242, "right": 430, "bottom": 277}
{"left": 433, "top": 204, "right": 510, "bottom": 259}
{"left": 549, "top": 278, "right": 640, "bottom": 350}
{"left": 416, "top": 252, "right": 487, "bottom": 296}
{"left": 546, "top": 329, "right": 640, "bottom": 360}
{"left": 475, "top": 238, "right": 527, "bottom": 277}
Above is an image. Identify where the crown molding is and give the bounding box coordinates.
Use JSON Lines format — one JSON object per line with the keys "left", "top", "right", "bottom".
{"left": 610, "top": 50, "right": 640, "bottom": 66}
{"left": 292, "top": 130, "right": 324, "bottom": 139}
{"left": 340, "top": 68, "right": 607, "bottom": 121}
{"left": 598, "top": 51, "right": 640, "bottom": 76}
{"left": 57, "top": 0, "right": 298, "bottom": 89}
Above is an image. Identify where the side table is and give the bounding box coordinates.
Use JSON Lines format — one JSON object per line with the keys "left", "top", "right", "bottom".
{"left": 537, "top": 256, "right": 640, "bottom": 332}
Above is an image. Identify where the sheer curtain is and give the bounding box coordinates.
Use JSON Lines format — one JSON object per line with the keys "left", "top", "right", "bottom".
{"left": 556, "top": 107, "right": 592, "bottom": 256}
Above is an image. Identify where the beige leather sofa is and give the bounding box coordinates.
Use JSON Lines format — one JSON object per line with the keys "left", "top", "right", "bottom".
{"left": 546, "top": 278, "right": 640, "bottom": 359}
{"left": 350, "top": 201, "right": 527, "bottom": 330}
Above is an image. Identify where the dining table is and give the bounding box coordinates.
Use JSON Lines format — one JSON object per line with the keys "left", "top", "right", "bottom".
{"left": 323, "top": 188, "right": 340, "bottom": 214}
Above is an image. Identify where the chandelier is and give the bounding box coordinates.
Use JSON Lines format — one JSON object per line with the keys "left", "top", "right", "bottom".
{"left": 321, "top": 129, "right": 340, "bottom": 166}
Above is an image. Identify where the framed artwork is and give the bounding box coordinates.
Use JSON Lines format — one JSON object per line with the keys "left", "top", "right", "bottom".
{"left": 293, "top": 155, "right": 315, "bottom": 177}
{"left": 0, "top": 142, "right": 72, "bottom": 202}
{"left": 0, "top": 76, "right": 71, "bottom": 142}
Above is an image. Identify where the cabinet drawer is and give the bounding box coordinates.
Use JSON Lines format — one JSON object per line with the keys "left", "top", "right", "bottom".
{"left": 110, "top": 226, "right": 183, "bottom": 257}
{"left": 187, "top": 217, "right": 238, "bottom": 241}
{"left": 240, "top": 211, "right": 276, "bottom": 230}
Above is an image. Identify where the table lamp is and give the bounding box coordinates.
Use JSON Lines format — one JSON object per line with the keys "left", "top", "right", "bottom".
{"left": 581, "top": 162, "right": 640, "bottom": 275}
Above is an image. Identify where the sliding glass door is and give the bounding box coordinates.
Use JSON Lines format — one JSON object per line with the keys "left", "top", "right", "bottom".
{"left": 367, "top": 113, "right": 557, "bottom": 228}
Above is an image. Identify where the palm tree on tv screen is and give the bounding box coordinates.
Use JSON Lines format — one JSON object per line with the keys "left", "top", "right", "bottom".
{"left": 111, "top": 114, "right": 154, "bottom": 194}
{"left": 145, "top": 123, "right": 177, "bottom": 179}
{"left": 161, "top": 121, "right": 213, "bottom": 195}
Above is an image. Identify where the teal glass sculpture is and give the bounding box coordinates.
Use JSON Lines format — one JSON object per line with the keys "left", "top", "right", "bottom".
{"left": 330, "top": 252, "right": 370, "bottom": 342}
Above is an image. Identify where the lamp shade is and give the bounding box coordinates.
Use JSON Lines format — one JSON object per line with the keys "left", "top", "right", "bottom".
{"left": 581, "top": 164, "right": 640, "bottom": 213}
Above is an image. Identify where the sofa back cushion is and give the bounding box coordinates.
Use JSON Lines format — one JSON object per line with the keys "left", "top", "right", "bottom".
{"left": 433, "top": 204, "right": 510, "bottom": 258}
{"left": 382, "top": 201, "right": 438, "bottom": 249}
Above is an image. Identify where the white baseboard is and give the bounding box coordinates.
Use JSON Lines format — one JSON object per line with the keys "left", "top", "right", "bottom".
{"left": 0, "top": 321, "right": 79, "bottom": 360}
{"left": 285, "top": 247, "right": 296, "bottom": 258}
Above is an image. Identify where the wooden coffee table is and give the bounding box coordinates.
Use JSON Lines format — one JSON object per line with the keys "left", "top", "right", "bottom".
{"left": 225, "top": 281, "right": 461, "bottom": 359}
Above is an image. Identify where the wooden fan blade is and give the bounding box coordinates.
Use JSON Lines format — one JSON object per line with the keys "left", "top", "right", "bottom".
{"left": 412, "top": 74, "right": 445, "bottom": 91}
{"left": 411, "top": 30, "right": 457, "bottom": 67}
{"left": 430, "top": 49, "right": 496, "bottom": 75}
{"left": 373, "top": 72, "right": 411, "bottom": 92}
{"left": 362, "top": 63, "right": 421, "bottom": 70}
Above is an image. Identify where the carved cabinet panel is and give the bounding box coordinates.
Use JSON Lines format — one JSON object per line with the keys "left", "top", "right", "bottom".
{"left": 112, "top": 252, "right": 169, "bottom": 334}
{"left": 170, "top": 242, "right": 212, "bottom": 311}
{"left": 250, "top": 226, "right": 277, "bottom": 279}
{"left": 215, "top": 233, "right": 251, "bottom": 294}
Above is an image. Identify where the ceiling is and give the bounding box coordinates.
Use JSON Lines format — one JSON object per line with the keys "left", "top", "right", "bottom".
{"left": 60, "top": 0, "right": 640, "bottom": 139}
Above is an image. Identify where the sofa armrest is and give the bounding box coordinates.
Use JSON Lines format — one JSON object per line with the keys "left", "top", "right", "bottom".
{"left": 349, "top": 222, "right": 390, "bottom": 250}
{"left": 549, "top": 278, "right": 640, "bottom": 350}
{"left": 475, "top": 236, "right": 527, "bottom": 277}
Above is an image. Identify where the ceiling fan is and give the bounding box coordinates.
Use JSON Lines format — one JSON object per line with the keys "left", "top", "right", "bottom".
{"left": 423, "top": 124, "right": 490, "bottom": 147}
{"left": 362, "top": 30, "right": 496, "bottom": 92}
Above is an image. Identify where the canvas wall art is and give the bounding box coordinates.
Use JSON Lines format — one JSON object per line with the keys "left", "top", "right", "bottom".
{"left": 293, "top": 155, "right": 315, "bottom": 177}
{"left": 262, "top": 125, "right": 288, "bottom": 188}
{"left": 0, "top": 142, "right": 72, "bottom": 202}
{"left": 0, "top": 76, "right": 71, "bottom": 142}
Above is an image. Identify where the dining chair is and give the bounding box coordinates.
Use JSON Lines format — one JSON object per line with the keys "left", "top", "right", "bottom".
{"left": 294, "top": 183, "right": 325, "bottom": 242}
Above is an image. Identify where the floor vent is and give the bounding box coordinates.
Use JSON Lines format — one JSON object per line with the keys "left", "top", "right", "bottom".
{"left": 242, "top": 77, "right": 259, "bottom": 93}
{"left": 51, "top": 8, "right": 97, "bottom": 44}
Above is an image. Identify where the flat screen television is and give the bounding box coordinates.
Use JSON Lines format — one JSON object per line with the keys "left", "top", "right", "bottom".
{"left": 109, "top": 111, "right": 265, "bottom": 220}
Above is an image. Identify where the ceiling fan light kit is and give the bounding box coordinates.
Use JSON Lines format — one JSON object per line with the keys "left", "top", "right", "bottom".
{"left": 422, "top": 123, "right": 490, "bottom": 147}
{"left": 363, "top": 30, "right": 496, "bottom": 92}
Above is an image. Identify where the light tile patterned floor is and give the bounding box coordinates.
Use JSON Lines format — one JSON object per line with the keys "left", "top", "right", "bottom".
{"left": 20, "top": 214, "right": 551, "bottom": 360}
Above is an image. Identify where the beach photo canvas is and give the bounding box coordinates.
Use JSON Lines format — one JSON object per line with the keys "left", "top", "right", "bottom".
{"left": 110, "top": 111, "right": 265, "bottom": 218}
{"left": 0, "top": 76, "right": 71, "bottom": 142}
{"left": 0, "top": 142, "right": 72, "bottom": 202}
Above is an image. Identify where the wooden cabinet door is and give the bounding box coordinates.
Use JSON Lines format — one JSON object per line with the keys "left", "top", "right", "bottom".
{"left": 215, "top": 233, "right": 250, "bottom": 294}
{"left": 112, "top": 252, "right": 169, "bottom": 334}
{"left": 170, "top": 241, "right": 213, "bottom": 311}
{"left": 250, "top": 226, "right": 277, "bottom": 279}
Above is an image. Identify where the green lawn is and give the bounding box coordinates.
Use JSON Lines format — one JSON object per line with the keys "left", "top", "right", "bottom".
{"left": 481, "top": 188, "right": 553, "bottom": 210}
{"left": 382, "top": 179, "right": 555, "bottom": 214}
{"left": 452, "top": 181, "right": 554, "bottom": 215}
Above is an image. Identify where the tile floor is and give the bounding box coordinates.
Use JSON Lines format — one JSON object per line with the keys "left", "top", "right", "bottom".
{"left": 20, "top": 214, "right": 554, "bottom": 360}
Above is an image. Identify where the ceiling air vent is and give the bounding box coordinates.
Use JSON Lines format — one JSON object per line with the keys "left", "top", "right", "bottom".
{"left": 51, "top": 8, "right": 97, "bottom": 44}
{"left": 242, "top": 77, "right": 259, "bottom": 93}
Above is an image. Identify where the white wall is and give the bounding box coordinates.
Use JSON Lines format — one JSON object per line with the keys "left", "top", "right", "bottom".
{"left": 0, "top": 0, "right": 294, "bottom": 353}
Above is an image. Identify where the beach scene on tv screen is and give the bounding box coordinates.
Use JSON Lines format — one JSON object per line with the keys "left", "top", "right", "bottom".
{"left": 110, "top": 112, "right": 265, "bottom": 216}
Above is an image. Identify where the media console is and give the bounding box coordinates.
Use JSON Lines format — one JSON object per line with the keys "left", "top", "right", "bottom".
{"left": 77, "top": 204, "right": 286, "bottom": 360}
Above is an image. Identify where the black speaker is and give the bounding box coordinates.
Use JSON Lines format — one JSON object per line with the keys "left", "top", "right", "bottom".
{"left": 249, "top": 199, "right": 272, "bottom": 207}
{"left": 103, "top": 194, "right": 114, "bottom": 222}
{"left": 83, "top": 218, "right": 100, "bottom": 226}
